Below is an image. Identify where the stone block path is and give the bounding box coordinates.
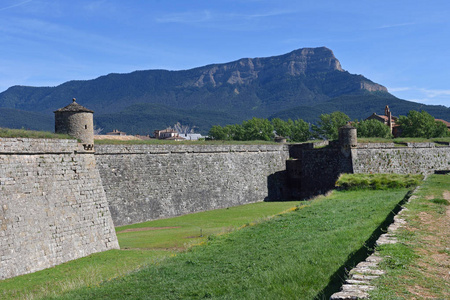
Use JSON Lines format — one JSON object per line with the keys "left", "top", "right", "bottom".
{"left": 330, "top": 194, "right": 418, "bottom": 300}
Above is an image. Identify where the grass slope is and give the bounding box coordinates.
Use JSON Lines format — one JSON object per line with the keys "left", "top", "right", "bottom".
{"left": 116, "top": 201, "right": 300, "bottom": 250}
{"left": 0, "top": 201, "right": 300, "bottom": 300}
{"left": 51, "top": 188, "right": 411, "bottom": 300}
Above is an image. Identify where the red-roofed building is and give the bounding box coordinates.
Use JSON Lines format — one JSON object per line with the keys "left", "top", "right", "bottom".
{"left": 435, "top": 119, "right": 450, "bottom": 130}
{"left": 365, "top": 106, "right": 450, "bottom": 137}
{"left": 365, "top": 105, "right": 400, "bottom": 136}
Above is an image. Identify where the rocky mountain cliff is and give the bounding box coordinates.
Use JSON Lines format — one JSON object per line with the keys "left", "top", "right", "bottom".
{"left": 0, "top": 47, "right": 447, "bottom": 134}
{"left": 192, "top": 47, "right": 348, "bottom": 87}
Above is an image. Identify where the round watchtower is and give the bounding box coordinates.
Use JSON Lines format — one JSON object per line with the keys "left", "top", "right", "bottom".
{"left": 54, "top": 98, "right": 94, "bottom": 150}
{"left": 339, "top": 124, "right": 357, "bottom": 149}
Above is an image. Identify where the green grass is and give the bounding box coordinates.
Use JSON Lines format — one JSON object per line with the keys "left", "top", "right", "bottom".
{"left": 116, "top": 201, "right": 300, "bottom": 250}
{"left": 50, "top": 188, "right": 412, "bottom": 299}
{"left": 336, "top": 173, "right": 423, "bottom": 190}
{"left": 369, "top": 174, "right": 450, "bottom": 299}
{"left": 0, "top": 250, "right": 170, "bottom": 300}
{"left": 0, "top": 201, "right": 300, "bottom": 300}
{"left": 0, "top": 128, "right": 74, "bottom": 139}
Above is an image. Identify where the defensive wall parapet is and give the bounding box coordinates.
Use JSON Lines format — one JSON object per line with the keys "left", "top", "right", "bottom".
{"left": 0, "top": 138, "right": 119, "bottom": 280}
{"left": 286, "top": 141, "right": 450, "bottom": 199}
{"left": 95, "top": 144, "right": 290, "bottom": 226}
{"left": 354, "top": 143, "right": 450, "bottom": 174}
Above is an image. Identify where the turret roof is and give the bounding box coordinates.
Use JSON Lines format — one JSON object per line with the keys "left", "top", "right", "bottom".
{"left": 54, "top": 98, "right": 94, "bottom": 113}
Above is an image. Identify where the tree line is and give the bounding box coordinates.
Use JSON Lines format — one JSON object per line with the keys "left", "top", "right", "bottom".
{"left": 208, "top": 110, "right": 449, "bottom": 141}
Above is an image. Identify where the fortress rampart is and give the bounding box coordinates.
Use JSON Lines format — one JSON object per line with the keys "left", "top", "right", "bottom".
{"left": 287, "top": 141, "right": 450, "bottom": 198}
{"left": 1, "top": 136, "right": 449, "bottom": 280}
{"left": 95, "top": 144, "right": 289, "bottom": 226}
{"left": 0, "top": 138, "right": 118, "bottom": 280}
{"left": 354, "top": 143, "right": 450, "bottom": 174}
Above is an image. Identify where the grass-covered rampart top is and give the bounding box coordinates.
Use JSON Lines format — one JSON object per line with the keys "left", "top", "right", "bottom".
{"left": 0, "top": 128, "right": 74, "bottom": 139}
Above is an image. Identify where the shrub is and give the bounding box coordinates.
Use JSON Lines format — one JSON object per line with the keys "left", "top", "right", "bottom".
{"left": 336, "top": 174, "right": 423, "bottom": 190}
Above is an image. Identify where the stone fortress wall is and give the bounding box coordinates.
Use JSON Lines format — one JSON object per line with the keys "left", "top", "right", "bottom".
{"left": 95, "top": 140, "right": 450, "bottom": 227}
{"left": 95, "top": 144, "right": 289, "bottom": 226}
{"left": 354, "top": 142, "right": 450, "bottom": 174}
{"left": 287, "top": 141, "right": 450, "bottom": 199}
{"left": 0, "top": 138, "right": 119, "bottom": 280}
{"left": 0, "top": 135, "right": 449, "bottom": 280}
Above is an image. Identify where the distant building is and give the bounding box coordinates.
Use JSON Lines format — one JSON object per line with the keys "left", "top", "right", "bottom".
{"left": 365, "top": 106, "right": 450, "bottom": 137}
{"left": 165, "top": 135, "right": 186, "bottom": 141}
{"left": 177, "top": 133, "right": 204, "bottom": 141}
{"left": 106, "top": 129, "right": 127, "bottom": 136}
{"left": 365, "top": 105, "right": 399, "bottom": 136}
{"left": 153, "top": 128, "right": 187, "bottom": 141}
{"left": 435, "top": 119, "right": 450, "bottom": 131}
{"left": 365, "top": 105, "right": 402, "bottom": 137}
{"left": 154, "top": 129, "right": 178, "bottom": 139}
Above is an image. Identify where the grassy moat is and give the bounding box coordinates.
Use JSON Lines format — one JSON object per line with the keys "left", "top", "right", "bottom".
{"left": 2, "top": 174, "right": 444, "bottom": 299}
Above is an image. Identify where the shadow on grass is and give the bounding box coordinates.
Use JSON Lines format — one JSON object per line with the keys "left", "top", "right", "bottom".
{"left": 313, "top": 190, "right": 413, "bottom": 300}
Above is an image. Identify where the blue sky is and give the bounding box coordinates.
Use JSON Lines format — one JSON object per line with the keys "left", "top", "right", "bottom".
{"left": 1, "top": 0, "right": 449, "bottom": 107}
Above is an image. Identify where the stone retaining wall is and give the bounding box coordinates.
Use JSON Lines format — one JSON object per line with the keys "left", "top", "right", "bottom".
{"left": 0, "top": 138, "right": 119, "bottom": 280}
{"left": 354, "top": 144, "right": 450, "bottom": 174}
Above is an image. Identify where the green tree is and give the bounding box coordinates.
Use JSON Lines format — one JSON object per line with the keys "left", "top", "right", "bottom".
{"left": 311, "top": 111, "right": 350, "bottom": 140}
{"left": 242, "top": 117, "right": 274, "bottom": 141}
{"left": 290, "top": 119, "right": 310, "bottom": 142}
{"left": 354, "top": 119, "right": 392, "bottom": 138}
{"left": 397, "top": 110, "right": 447, "bottom": 138}
{"left": 271, "top": 118, "right": 292, "bottom": 138}
{"left": 208, "top": 125, "right": 228, "bottom": 140}
{"left": 226, "top": 124, "right": 245, "bottom": 140}
{"left": 434, "top": 120, "right": 449, "bottom": 137}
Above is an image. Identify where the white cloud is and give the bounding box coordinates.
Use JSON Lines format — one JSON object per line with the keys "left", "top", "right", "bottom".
{"left": 0, "top": 0, "right": 32, "bottom": 12}
{"left": 377, "top": 22, "right": 416, "bottom": 29}
{"left": 418, "top": 88, "right": 450, "bottom": 98}
{"left": 388, "top": 87, "right": 411, "bottom": 92}
{"left": 388, "top": 86, "right": 450, "bottom": 107}
{"left": 156, "top": 9, "right": 294, "bottom": 24}
{"left": 155, "top": 10, "right": 213, "bottom": 23}
{"left": 229, "top": 9, "right": 296, "bottom": 20}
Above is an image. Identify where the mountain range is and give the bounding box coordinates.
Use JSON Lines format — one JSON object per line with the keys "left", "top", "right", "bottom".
{"left": 0, "top": 47, "right": 449, "bottom": 135}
